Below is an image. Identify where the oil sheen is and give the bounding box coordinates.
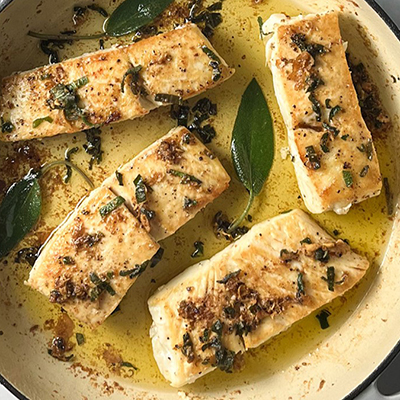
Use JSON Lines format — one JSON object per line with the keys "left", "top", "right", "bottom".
{"left": 0, "top": 0, "right": 395, "bottom": 393}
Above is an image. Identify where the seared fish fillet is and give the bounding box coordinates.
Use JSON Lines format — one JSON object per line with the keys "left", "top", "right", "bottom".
{"left": 103, "top": 126, "right": 231, "bottom": 241}
{"left": 148, "top": 209, "right": 369, "bottom": 387}
{"left": 0, "top": 23, "right": 234, "bottom": 142}
{"left": 264, "top": 12, "right": 381, "bottom": 214}
{"left": 27, "top": 128, "right": 230, "bottom": 326}
{"left": 28, "top": 186, "right": 159, "bottom": 327}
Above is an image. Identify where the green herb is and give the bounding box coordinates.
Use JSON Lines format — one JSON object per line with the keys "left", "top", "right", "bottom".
{"left": 48, "top": 76, "right": 90, "bottom": 124}
{"left": 229, "top": 78, "right": 274, "bottom": 232}
{"left": 322, "top": 122, "right": 339, "bottom": 137}
{"left": 188, "top": 0, "right": 223, "bottom": 38}
{"left": 140, "top": 207, "right": 155, "bottom": 220}
{"left": 64, "top": 147, "right": 79, "bottom": 184}
{"left": 300, "top": 237, "right": 312, "bottom": 245}
{"left": 360, "top": 165, "right": 369, "bottom": 178}
{"left": 87, "top": 4, "right": 109, "bottom": 17}
{"left": 181, "top": 332, "right": 195, "bottom": 363}
{"left": 119, "top": 261, "right": 149, "bottom": 279}
{"left": 305, "top": 146, "right": 321, "bottom": 170}
{"left": 191, "top": 241, "right": 204, "bottom": 258}
{"left": 199, "top": 328, "right": 210, "bottom": 343}
{"left": 154, "top": 93, "right": 181, "bottom": 104}
{"left": 121, "top": 65, "right": 147, "bottom": 96}
{"left": 296, "top": 273, "right": 305, "bottom": 297}
{"left": 308, "top": 93, "right": 322, "bottom": 122}
{"left": 183, "top": 197, "right": 198, "bottom": 210}
{"left": 99, "top": 196, "right": 125, "bottom": 218}
{"left": 134, "top": 174, "right": 148, "bottom": 203}
{"left": 89, "top": 272, "right": 115, "bottom": 301}
{"left": 211, "top": 320, "right": 224, "bottom": 336}
{"left": 168, "top": 169, "right": 202, "bottom": 185}
{"left": 320, "top": 132, "right": 330, "bottom": 153}
{"left": 171, "top": 103, "right": 191, "bottom": 127}
{"left": 32, "top": 116, "right": 53, "bottom": 128}
{"left": 1, "top": 120, "right": 14, "bottom": 133}
{"left": 383, "top": 177, "right": 394, "bottom": 216}
{"left": 73, "top": 5, "right": 87, "bottom": 25}
{"left": 76, "top": 232, "right": 104, "bottom": 249}
{"left": 150, "top": 247, "right": 164, "bottom": 268}
{"left": 217, "top": 270, "right": 241, "bottom": 284}
{"left": 105, "top": 0, "right": 174, "bottom": 37}
{"left": 40, "top": 73, "right": 51, "bottom": 80}
{"left": 341, "top": 134, "right": 349, "bottom": 141}
{"left": 39, "top": 40, "right": 62, "bottom": 64}
{"left": 329, "top": 105, "right": 342, "bottom": 121}
{"left": 342, "top": 170, "right": 353, "bottom": 188}
{"left": 62, "top": 256, "right": 75, "bottom": 265}
{"left": 290, "top": 33, "right": 326, "bottom": 58}
{"left": 322, "top": 266, "right": 335, "bottom": 291}
{"left": 83, "top": 127, "right": 103, "bottom": 170}
{"left": 257, "top": 16, "right": 264, "bottom": 39}
{"left": 121, "top": 361, "right": 137, "bottom": 369}
{"left": 306, "top": 74, "right": 324, "bottom": 93}
{"left": 316, "top": 309, "right": 331, "bottom": 329}
{"left": 201, "top": 46, "right": 222, "bottom": 82}
{"left": 115, "top": 171, "right": 124, "bottom": 186}
{"left": 76, "top": 333, "right": 85, "bottom": 346}
{"left": 15, "top": 246, "right": 40, "bottom": 267}
{"left": 357, "top": 140, "right": 374, "bottom": 161}
{"left": 213, "top": 211, "right": 249, "bottom": 241}
{"left": 315, "top": 247, "right": 329, "bottom": 263}
{"left": 325, "top": 98, "right": 332, "bottom": 109}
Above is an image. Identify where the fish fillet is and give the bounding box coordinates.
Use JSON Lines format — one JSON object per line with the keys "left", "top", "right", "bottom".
{"left": 0, "top": 24, "right": 234, "bottom": 142}
{"left": 264, "top": 12, "right": 382, "bottom": 214}
{"left": 148, "top": 209, "right": 369, "bottom": 387}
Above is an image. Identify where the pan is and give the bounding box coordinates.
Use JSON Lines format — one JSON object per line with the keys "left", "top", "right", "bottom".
{"left": 0, "top": 0, "right": 399, "bottom": 399}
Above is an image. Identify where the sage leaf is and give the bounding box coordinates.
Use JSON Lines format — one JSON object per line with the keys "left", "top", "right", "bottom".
{"left": 105, "top": 0, "right": 174, "bottom": 37}
{"left": 229, "top": 78, "right": 274, "bottom": 231}
{"left": 0, "top": 171, "right": 42, "bottom": 258}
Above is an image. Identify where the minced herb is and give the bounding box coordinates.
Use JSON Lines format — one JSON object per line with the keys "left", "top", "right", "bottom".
{"left": 134, "top": 174, "right": 148, "bottom": 203}
{"left": 201, "top": 46, "right": 222, "bottom": 82}
{"left": 360, "top": 165, "right": 370, "bottom": 178}
{"left": 33, "top": 116, "right": 53, "bottom": 128}
{"left": 121, "top": 361, "right": 137, "bottom": 370}
{"left": 341, "top": 134, "right": 349, "bottom": 141}
{"left": 191, "top": 241, "right": 204, "bottom": 258}
{"left": 325, "top": 98, "right": 332, "bottom": 109}
{"left": 89, "top": 272, "right": 115, "bottom": 301}
{"left": 322, "top": 266, "right": 335, "bottom": 291}
{"left": 15, "top": 246, "right": 40, "bottom": 267}
{"left": 76, "top": 333, "right": 85, "bottom": 346}
{"left": 308, "top": 93, "right": 322, "bottom": 122}
{"left": 217, "top": 270, "right": 241, "bottom": 284}
{"left": 1, "top": 119, "right": 15, "bottom": 133}
{"left": 181, "top": 332, "right": 195, "bottom": 363}
{"left": 296, "top": 273, "right": 305, "bottom": 298}
{"left": 83, "top": 127, "right": 103, "bottom": 170}
{"left": 154, "top": 93, "right": 181, "bottom": 104}
{"left": 305, "top": 146, "right": 321, "bottom": 170}
{"left": 315, "top": 247, "right": 330, "bottom": 263}
{"left": 168, "top": 169, "right": 202, "bottom": 185}
{"left": 322, "top": 122, "right": 339, "bottom": 137}
{"left": 290, "top": 33, "right": 326, "bottom": 58}
{"left": 306, "top": 74, "right": 324, "bottom": 93}
{"left": 99, "top": 196, "right": 125, "bottom": 218}
{"left": 357, "top": 140, "right": 373, "bottom": 161}
{"left": 62, "top": 256, "right": 75, "bottom": 265}
{"left": 300, "top": 237, "right": 312, "bottom": 245}
{"left": 115, "top": 170, "right": 123, "bottom": 186}
{"left": 183, "top": 197, "right": 198, "bottom": 210}
{"left": 316, "top": 309, "right": 331, "bottom": 329}
{"left": 320, "top": 132, "right": 330, "bottom": 153}
{"left": 64, "top": 146, "right": 79, "bottom": 183}
{"left": 121, "top": 65, "right": 147, "bottom": 96}
{"left": 150, "top": 248, "right": 164, "bottom": 268}
{"left": 188, "top": 0, "right": 224, "bottom": 38}
{"left": 342, "top": 170, "right": 353, "bottom": 188}
{"left": 329, "top": 105, "right": 342, "bottom": 121}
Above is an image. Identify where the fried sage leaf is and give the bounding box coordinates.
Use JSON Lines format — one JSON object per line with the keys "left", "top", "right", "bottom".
{"left": 105, "top": 0, "right": 174, "bottom": 37}
{"left": 229, "top": 78, "right": 274, "bottom": 231}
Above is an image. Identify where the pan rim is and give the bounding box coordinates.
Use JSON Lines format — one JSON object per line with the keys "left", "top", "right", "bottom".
{"left": 0, "top": 0, "right": 399, "bottom": 399}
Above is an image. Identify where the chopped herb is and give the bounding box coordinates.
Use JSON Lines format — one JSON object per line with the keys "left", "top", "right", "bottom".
{"left": 64, "top": 146, "right": 79, "bottom": 184}
{"left": 199, "top": 328, "right": 210, "bottom": 343}
{"left": 48, "top": 76, "right": 90, "bottom": 124}
{"left": 320, "top": 132, "right": 330, "bottom": 153}
{"left": 257, "top": 16, "right": 264, "bottom": 39}
{"left": 115, "top": 171, "right": 123, "bottom": 186}
{"left": 89, "top": 272, "right": 115, "bottom": 301}
{"left": 290, "top": 33, "right": 326, "bottom": 58}
{"left": 99, "top": 196, "right": 125, "bottom": 218}
{"left": 322, "top": 122, "right": 339, "bottom": 137}
{"left": 322, "top": 266, "right": 335, "bottom": 291}
{"left": 40, "top": 73, "right": 51, "bottom": 80}
{"left": 83, "top": 127, "right": 103, "bottom": 170}
{"left": 188, "top": 0, "right": 223, "bottom": 38}
{"left": 341, "top": 134, "right": 349, "bottom": 141}
{"left": 171, "top": 103, "right": 190, "bottom": 127}
{"left": 333, "top": 229, "right": 340, "bottom": 236}
{"left": 39, "top": 40, "right": 63, "bottom": 65}
{"left": 134, "top": 174, "right": 147, "bottom": 203}
{"left": 201, "top": 46, "right": 222, "bottom": 82}
{"left": 1, "top": 120, "right": 14, "bottom": 133}
{"left": 168, "top": 169, "right": 202, "bottom": 185}
{"left": 121, "top": 361, "right": 137, "bottom": 369}
{"left": 76, "top": 333, "right": 85, "bottom": 346}
{"left": 306, "top": 74, "right": 324, "bottom": 93}
{"left": 342, "top": 170, "right": 353, "bottom": 188}
{"left": 325, "top": 98, "right": 332, "bottom": 109}
{"left": 329, "top": 105, "right": 342, "bottom": 121}
{"left": 73, "top": 5, "right": 86, "bottom": 25}
{"left": 300, "top": 237, "right": 312, "bottom": 245}
{"left": 308, "top": 93, "right": 322, "bottom": 122}
{"left": 360, "top": 165, "right": 369, "bottom": 177}
{"left": 192, "top": 98, "right": 218, "bottom": 116}
{"left": 121, "top": 65, "right": 147, "bottom": 96}
{"left": 181, "top": 332, "right": 195, "bottom": 363}
{"left": 32, "top": 116, "right": 53, "bottom": 128}
{"left": 211, "top": 320, "right": 224, "bottom": 337}
{"left": 183, "top": 197, "right": 198, "bottom": 210}
{"left": 213, "top": 211, "right": 249, "bottom": 241}
{"left": 315, "top": 247, "right": 330, "bottom": 263}
{"left": 154, "top": 93, "right": 181, "bottom": 104}
{"left": 217, "top": 270, "right": 241, "bottom": 284}
{"left": 296, "top": 273, "right": 305, "bottom": 298}
{"left": 62, "top": 256, "right": 75, "bottom": 265}
{"left": 357, "top": 141, "right": 374, "bottom": 160}
{"left": 305, "top": 145, "right": 321, "bottom": 170}
{"left": 280, "top": 249, "right": 298, "bottom": 262}
{"left": 150, "top": 247, "right": 164, "bottom": 268}
{"left": 383, "top": 177, "right": 394, "bottom": 216}
{"left": 223, "top": 306, "right": 236, "bottom": 318}
{"left": 87, "top": 4, "right": 108, "bottom": 17}
{"left": 316, "top": 309, "right": 331, "bottom": 329}
{"left": 119, "top": 260, "right": 149, "bottom": 279}
{"left": 191, "top": 241, "right": 204, "bottom": 258}
{"left": 75, "top": 232, "right": 104, "bottom": 249}
{"left": 140, "top": 207, "right": 155, "bottom": 220}
{"left": 247, "top": 214, "right": 253, "bottom": 222}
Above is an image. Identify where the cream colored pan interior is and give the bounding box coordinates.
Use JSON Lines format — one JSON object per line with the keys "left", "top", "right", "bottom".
{"left": 0, "top": 0, "right": 399, "bottom": 399}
